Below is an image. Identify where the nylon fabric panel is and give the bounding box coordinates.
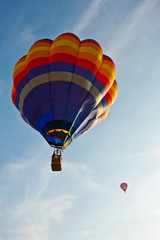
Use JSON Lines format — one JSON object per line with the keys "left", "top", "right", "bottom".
{"left": 24, "top": 40, "right": 52, "bottom": 126}
{"left": 71, "top": 80, "right": 117, "bottom": 139}
{"left": 12, "top": 56, "right": 41, "bottom": 131}
{"left": 49, "top": 33, "right": 80, "bottom": 125}
{"left": 62, "top": 39, "right": 103, "bottom": 137}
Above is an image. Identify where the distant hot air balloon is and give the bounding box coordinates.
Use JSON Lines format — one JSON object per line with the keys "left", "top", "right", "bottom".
{"left": 120, "top": 182, "right": 128, "bottom": 193}
{"left": 11, "top": 32, "right": 118, "bottom": 171}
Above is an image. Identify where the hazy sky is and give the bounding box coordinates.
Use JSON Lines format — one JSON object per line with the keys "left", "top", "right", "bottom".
{"left": 1, "top": 0, "right": 160, "bottom": 239}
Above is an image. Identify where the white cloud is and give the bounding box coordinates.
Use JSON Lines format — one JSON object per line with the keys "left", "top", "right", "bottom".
{"left": 9, "top": 14, "right": 37, "bottom": 48}
{"left": 107, "top": 0, "right": 158, "bottom": 56}
{"left": 19, "top": 25, "right": 36, "bottom": 44}
{"left": 122, "top": 147, "right": 160, "bottom": 162}
{"left": 151, "top": 148, "right": 160, "bottom": 158}
{"left": 0, "top": 153, "right": 52, "bottom": 199}
{"left": 4, "top": 195, "right": 74, "bottom": 240}
{"left": 0, "top": 150, "right": 107, "bottom": 240}
{"left": 64, "top": 161, "right": 106, "bottom": 192}
{"left": 78, "top": 230, "right": 94, "bottom": 237}
{"left": 0, "top": 153, "right": 75, "bottom": 240}
{"left": 72, "top": 0, "right": 106, "bottom": 34}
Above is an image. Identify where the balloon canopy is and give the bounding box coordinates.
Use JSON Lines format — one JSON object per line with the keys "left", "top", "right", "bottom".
{"left": 120, "top": 182, "right": 128, "bottom": 192}
{"left": 11, "top": 32, "right": 118, "bottom": 151}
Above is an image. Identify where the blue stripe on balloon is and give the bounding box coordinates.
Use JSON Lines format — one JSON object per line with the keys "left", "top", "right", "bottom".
{"left": 101, "top": 97, "right": 108, "bottom": 111}
{"left": 27, "top": 65, "right": 49, "bottom": 80}
{"left": 49, "top": 62, "right": 75, "bottom": 73}
{"left": 93, "top": 78, "right": 106, "bottom": 96}
{"left": 74, "top": 65, "right": 95, "bottom": 83}
{"left": 16, "top": 76, "right": 28, "bottom": 96}
{"left": 15, "top": 95, "right": 20, "bottom": 110}
{"left": 15, "top": 65, "right": 49, "bottom": 96}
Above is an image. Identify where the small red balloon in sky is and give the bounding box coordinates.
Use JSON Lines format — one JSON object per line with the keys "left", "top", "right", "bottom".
{"left": 120, "top": 182, "right": 128, "bottom": 193}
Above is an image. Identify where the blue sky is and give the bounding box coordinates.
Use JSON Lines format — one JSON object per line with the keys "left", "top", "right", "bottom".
{"left": 1, "top": 0, "right": 160, "bottom": 239}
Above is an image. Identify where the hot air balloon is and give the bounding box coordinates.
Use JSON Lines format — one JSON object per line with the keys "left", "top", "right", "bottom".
{"left": 120, "top": 182, "right": 128, "bottom": 193}
{"left": 11, "top": 32, "right": 118, "bottom": 171}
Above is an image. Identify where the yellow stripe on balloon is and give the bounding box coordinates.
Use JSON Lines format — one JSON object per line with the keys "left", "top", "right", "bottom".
{"left": 13, "top": 57, "right": 26, "bottom": 76}
{"left": 11, "top": 85, "right": 16, "bottom": 98}
{"left": 77, "top": 52, "right": 102, "bottom": 68}
{"left": 54, "top": 34, "right": 80, "bottom": 45}
{"left": 80, "top": 41, "right": 102, "bottom": 52}
{"left": 29, "top": 41, "right": 52, "bottom": 50}
{"left": 79, "top": 47, "right": 103, "bottom": 63}
{"left": 50, "top": 40, "right": 79, "bottom": 52}
{"left": 47, "top": 129, "right": 71, "bottom": 136}
{"left": 100, "top": 63, "right": 116, "bottom": 79}
{"left": 50, "top": 45, "right": 78, "bottom": 57}
{"left": 26, "top": 50, "right": 50, "bottom": 64}
{"left": 111, "top": 83, "right": 118, "bottom": 99}
{"left": 100, "top": 109, "right": 109, "bottom": 123}
{"left": 26, "top": 46, "right": 50, "bottom": 60}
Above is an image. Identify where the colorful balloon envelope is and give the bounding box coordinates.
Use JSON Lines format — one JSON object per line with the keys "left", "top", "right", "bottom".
{"left": 120, "top": 182, "right": 128, "bottom": 192}
{"left": 11, "top": 32, "right": 118, "bottom": 170}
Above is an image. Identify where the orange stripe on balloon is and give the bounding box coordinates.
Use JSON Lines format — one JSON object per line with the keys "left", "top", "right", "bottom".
{"left": 13, "top": 70, "right": 26, "bottom": 88}
{"left": 76, "top": 58, "right": 99, "bottom": 76}
{"left": 105, "top": 80, "right": 118, "bottom": 107}
{"left": 50, "top": 53, "right": 77, "bottom": 65}
{"left": 97, "top": 69, "right": 114, "bottom": 85}
{"left": 96, "top": 73, "right": 111, "bottom": 92}
{"left": 11, "top": 86, "right": 17, "bottom": 105}
{"left": 28, "top": 40, "right": 52, "bottom": 51}
{"left": 77, "top": 52, "right": 102, "bottom": 67}
{"left": 105, "top": 92, "right": 113, "bottom": 108}
{"left": 100, "top": 109, "right": 109, "bottom": 123}
{"left": 80, "top": 39, "right": 102, "bottom": 53}
{"left": 50, "top": 45, "right": 78, "bottom": 57}
{"left": 103, "top": 57, "right": 116, "bottom": 73}
{"left": 13, "top": 64, "right": 26, "bottom": 81}
{"left": 54, "top": 33, "right": 80, "bottom": 46}
{"left": 13, "top": 56, "right": 26, "bottom": 77}
{"left": 26, "top": 50, "right": 50, "bottom": 64}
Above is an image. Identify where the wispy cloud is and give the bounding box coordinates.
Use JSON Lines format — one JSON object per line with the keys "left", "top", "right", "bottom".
{"left": 19, "top": 25, "right": 36, "bottom": 44}
{"left": 0, "top": 150, "right": 107, "bottom": 239}
{"left": 64, "top": 161, "right": 106, "bottom": 192}
{"left": 0, "top": 153, "right": 74, "bottom": 240}
{"left": 78, "top": 230, "right": 94, "bottom": 237}
{"left": 4, "top": 195, "right": 74, "bottom": 240}
{"left": 72, "top": 0, "right": 106, "bottom": 34}
{"left": 107, "top": 0, "right": 158, "bottom": 56}
{"left": 122, "top": 147, "right": 160, "bottom": 161}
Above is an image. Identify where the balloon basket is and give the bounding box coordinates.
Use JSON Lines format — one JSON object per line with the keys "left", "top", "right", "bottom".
{"left": 51, "top": 149, "right": 62, "bottom": 171}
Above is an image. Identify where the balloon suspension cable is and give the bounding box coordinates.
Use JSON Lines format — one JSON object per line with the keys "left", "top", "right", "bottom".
{"left": 51, "top": 148, "right": 62, "bottom": 171}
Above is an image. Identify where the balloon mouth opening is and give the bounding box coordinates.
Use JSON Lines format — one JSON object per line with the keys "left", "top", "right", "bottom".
{"left": 47, "top": 136, "right": 63, "bottom": 147}
{"left": 46, "top": 128, "right": 72, "bottom": 148}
